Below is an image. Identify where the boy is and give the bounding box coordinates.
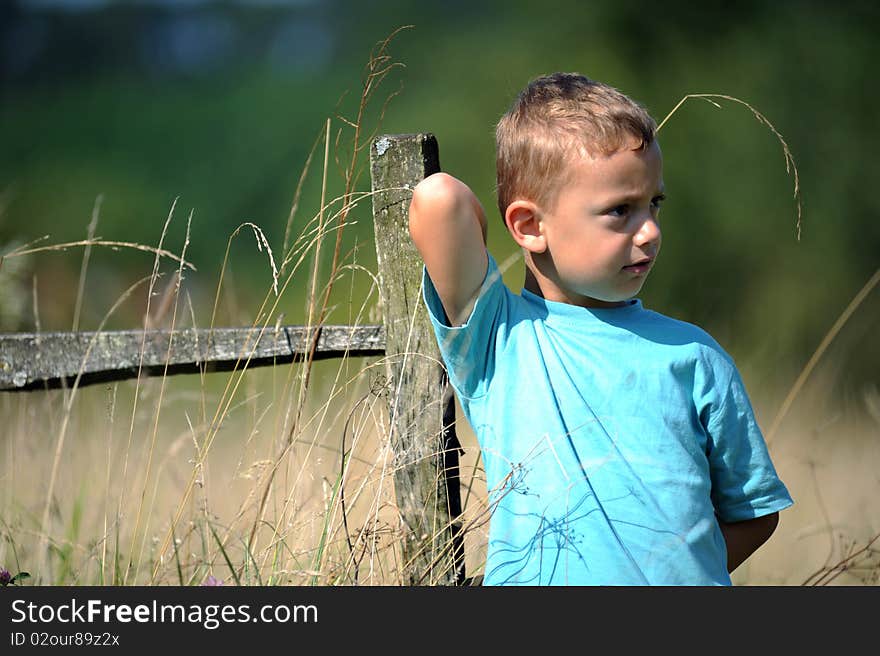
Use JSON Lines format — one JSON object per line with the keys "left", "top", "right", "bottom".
{"left": 408, "top": 72, "right": 793, "bottom": 585}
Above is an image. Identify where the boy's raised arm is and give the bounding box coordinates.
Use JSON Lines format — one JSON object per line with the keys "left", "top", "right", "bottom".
{"left": 408, "top": 172, "right": 489, "bottom": 327}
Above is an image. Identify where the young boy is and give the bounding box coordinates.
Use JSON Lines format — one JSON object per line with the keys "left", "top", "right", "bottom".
{"left": 408, "top": 72, "right": 793, "bottom": 585}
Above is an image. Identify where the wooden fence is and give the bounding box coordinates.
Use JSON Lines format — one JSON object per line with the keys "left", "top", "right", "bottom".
{"left": 0, "top": 133, "right": 465, "bottom": 585}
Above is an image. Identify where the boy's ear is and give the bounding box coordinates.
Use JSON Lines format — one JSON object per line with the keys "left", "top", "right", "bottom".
{"left": 505, "top": 200, "right": 547, "bottom": 253}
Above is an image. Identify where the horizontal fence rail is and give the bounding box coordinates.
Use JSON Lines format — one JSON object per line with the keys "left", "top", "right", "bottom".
{"left": 0, "top": 324, "right": 385, "bottom": 391}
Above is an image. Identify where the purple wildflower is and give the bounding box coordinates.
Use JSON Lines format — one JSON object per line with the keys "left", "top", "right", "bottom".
{"left": 202, "top": 575, "right": 223, "bottom": 586}
{"left": 0, "top": 568, "right": 11, "bottom": 586}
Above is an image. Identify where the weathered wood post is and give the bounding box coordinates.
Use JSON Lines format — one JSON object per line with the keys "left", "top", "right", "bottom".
{"left": 370, "top": 133, "right": 465, "bottom": 585}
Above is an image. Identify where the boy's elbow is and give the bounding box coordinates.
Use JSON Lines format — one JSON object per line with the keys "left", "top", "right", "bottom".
{"left": 414, "top": 171, "right": 459, "bottom": 197}
{"left": 408, "top": 173, "right": 464, "bottom": 241}
{"left": 411, "top": 173, "right": 460, "bottom": 216}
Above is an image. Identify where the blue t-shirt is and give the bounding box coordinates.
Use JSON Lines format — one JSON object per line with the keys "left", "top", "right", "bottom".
{"left": 423, "top": 254, "right": 793, "bottom": 585}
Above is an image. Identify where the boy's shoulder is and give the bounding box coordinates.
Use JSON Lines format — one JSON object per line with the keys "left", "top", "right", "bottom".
{"left": 622, "top": 307, "right": 742, "bottom": 384}
{"left": 628, "top": 304, "right": 734, "bottom": 356}
{"left": 635, "top": 306, "right": 727, "bottom": 348}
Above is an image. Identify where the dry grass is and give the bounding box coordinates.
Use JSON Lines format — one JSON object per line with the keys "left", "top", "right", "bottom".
{"left": 2, "top": 360, "right": 877, "bottom": 586}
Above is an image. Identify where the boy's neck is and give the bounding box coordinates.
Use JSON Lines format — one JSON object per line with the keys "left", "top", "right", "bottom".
{"left": 523, "top": 266, "right": 630, "bottom": 309}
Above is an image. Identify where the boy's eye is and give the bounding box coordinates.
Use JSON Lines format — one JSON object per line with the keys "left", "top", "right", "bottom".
{"left": 604, "top": 195, "right": 665, "bottom": 218}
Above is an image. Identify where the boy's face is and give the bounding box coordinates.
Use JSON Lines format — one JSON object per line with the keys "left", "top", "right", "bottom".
{"left": 530, "top": 140, "right": 664, "bottom": 308}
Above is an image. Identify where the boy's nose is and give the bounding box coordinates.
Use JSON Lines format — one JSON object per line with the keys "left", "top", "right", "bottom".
{"left": 634, "top": 217, "right": 661, "bottom": 246}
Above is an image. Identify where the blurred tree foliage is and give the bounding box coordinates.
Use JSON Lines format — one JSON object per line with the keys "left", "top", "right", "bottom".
{"left": 1, "top": 0, "right": 878, "bottom": 408}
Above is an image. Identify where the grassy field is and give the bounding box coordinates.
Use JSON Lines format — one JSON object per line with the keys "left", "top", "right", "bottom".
{"left": 3, "top": 161, "right": 877, "bottom": 586}
{"left": 1, "top": 179, "right": 879, "bottom": 586}
{"left": 0, "top": 358, "right": 472, "bottom": 586}
{"left": 1, "top": 341, "right": 879, "bottom": 586}
{"left": 1, "top": 26, "right": 878, "bottom": 587}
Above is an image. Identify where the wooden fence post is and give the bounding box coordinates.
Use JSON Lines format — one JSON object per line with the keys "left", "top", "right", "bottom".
{"left": 370, "top": 133, "right": 465, "bottom": 585}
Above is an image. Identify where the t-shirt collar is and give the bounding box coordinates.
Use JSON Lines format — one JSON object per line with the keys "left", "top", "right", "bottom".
{"left": 519, "top": 287, "right": 644, "bottom": 324}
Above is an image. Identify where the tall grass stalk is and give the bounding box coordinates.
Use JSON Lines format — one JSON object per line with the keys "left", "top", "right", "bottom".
{"left": 99, "top": 383, "right": 117, "bottom": 585}
{"left": 765, "top": 267, "right": 880, "bottom": 446}
{"left": 2, "top": 238, "right": 196, "bottom": 272}
{"left": 72, "top": 195, "right": 102, "bottom": 332}
{"left": 34, "top": 272, "right": 155, "bottom": 582}
{"left": 118, "top": 200, "right": 178, "bottom": 584}
{"left": 129, "top": 210, "right": 193, "bottom": 583}
{"left": 656, "top": 93, "right": 802, "bottom": 240}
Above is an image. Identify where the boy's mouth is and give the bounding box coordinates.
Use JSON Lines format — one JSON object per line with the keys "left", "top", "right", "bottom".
{"left": 622, "top": 257, "right": 654, "bottom": 274}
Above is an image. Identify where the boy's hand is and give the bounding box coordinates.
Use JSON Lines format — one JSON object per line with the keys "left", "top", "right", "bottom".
{"left": 408, "top": 172, "right": 489, "bottom": 326}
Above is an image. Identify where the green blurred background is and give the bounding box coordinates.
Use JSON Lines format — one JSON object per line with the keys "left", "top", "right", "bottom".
{"left": 1, "top": 0, "right": 878, "bottom": 414}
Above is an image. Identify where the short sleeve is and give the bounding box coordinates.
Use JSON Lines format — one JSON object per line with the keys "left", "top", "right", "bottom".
{"left": 422, "top": 253, "right": 509, "bottom": 399}
{"left": 704, "top": 364, "right": 794, "bottom": 523}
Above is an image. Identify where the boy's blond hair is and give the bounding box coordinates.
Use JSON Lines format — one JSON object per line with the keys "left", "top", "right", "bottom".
{"left": 495, "top": 72, "right": 656, "bottom": 220}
